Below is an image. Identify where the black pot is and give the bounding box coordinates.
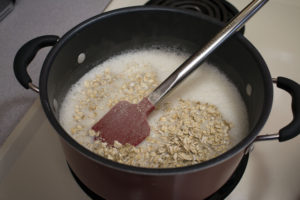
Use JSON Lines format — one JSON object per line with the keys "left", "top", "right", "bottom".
{"left": 13, "top": 7, "right": 300, "bottom": 200}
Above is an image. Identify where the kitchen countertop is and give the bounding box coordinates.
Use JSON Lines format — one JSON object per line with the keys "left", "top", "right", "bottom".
{"left": 0, "top": 0, "right": 111, "bottom": 147}
{"left": 1, "top": 0, "right": 300, "bottom": 199}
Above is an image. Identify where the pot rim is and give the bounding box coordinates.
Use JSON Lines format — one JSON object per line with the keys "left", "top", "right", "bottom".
{"left": 39, "top": 6, "right": 273, "bottom": 175}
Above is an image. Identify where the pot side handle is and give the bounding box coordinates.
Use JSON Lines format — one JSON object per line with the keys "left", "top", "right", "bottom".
{"left": 276, "top": 77, "right": 300, "bottom": 141}
{"left": 13, "top": 35, "right": 59, "bottom": 93}
{"left": 256, "top": 77, "right": 300, "bottom": 142}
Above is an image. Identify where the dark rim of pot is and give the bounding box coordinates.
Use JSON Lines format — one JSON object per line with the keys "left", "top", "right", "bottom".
{"left": 39, "top": 6, "right": 273, "bottom": 175}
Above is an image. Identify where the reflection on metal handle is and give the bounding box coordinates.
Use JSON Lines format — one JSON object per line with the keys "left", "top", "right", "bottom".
{"left": 148, "top": 0, "right": 269, "bottom": 105}
{"left": 28, "top": 82, "right": 39, "bottom": 93}
{"left": 255, "top": 133, "right": 280, "bottom": 141}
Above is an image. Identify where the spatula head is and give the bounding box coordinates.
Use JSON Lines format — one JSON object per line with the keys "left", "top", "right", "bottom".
{"left": 92, "top": 98, "right": 155, "bottom": 146}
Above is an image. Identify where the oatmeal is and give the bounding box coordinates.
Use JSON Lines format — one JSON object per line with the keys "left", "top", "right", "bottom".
{"left": 59, "top": 48, "right": 248, "bottom": 168}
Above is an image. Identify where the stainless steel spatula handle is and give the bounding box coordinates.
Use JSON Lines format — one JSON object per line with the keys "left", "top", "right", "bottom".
{"left": 147, "top": 0, "right": 268, "bottom": 105}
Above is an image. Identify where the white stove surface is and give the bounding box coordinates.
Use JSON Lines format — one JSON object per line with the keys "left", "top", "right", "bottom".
{"left": 1, "top": 0, "right": 300, "bottom": 199}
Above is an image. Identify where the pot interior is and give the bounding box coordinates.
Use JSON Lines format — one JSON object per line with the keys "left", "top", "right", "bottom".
{"left": 43, "top": 7, "right": 272, "bottom": 161}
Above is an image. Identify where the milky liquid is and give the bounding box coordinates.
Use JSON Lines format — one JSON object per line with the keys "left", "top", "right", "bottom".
{"left": 59, "top": 48, "right": 248, "bottom": 147}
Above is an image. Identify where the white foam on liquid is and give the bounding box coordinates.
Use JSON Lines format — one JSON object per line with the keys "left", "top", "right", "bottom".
{"left": 59, "top": 48, "right": 249, "bottom": 147}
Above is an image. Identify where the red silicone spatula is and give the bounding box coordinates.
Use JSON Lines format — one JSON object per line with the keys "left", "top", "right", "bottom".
{"left": 92, "top": 0, "right": 268, "bottom": 146}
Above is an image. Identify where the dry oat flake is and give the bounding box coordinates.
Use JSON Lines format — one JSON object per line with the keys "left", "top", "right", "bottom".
{"left": 59, "top": 48, "right": 248, "bottom": 168}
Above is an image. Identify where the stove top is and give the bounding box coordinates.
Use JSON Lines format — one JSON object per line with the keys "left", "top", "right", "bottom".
{"left": 145, "top": 0, "right": 244, "bottom": 33}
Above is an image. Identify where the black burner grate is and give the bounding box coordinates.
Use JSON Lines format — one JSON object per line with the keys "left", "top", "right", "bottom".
{"left": 145, "top": 0, "right": 245, "bottom": 34}
{"left": 68, "top": 154, "right": 249, "bottom": 200}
